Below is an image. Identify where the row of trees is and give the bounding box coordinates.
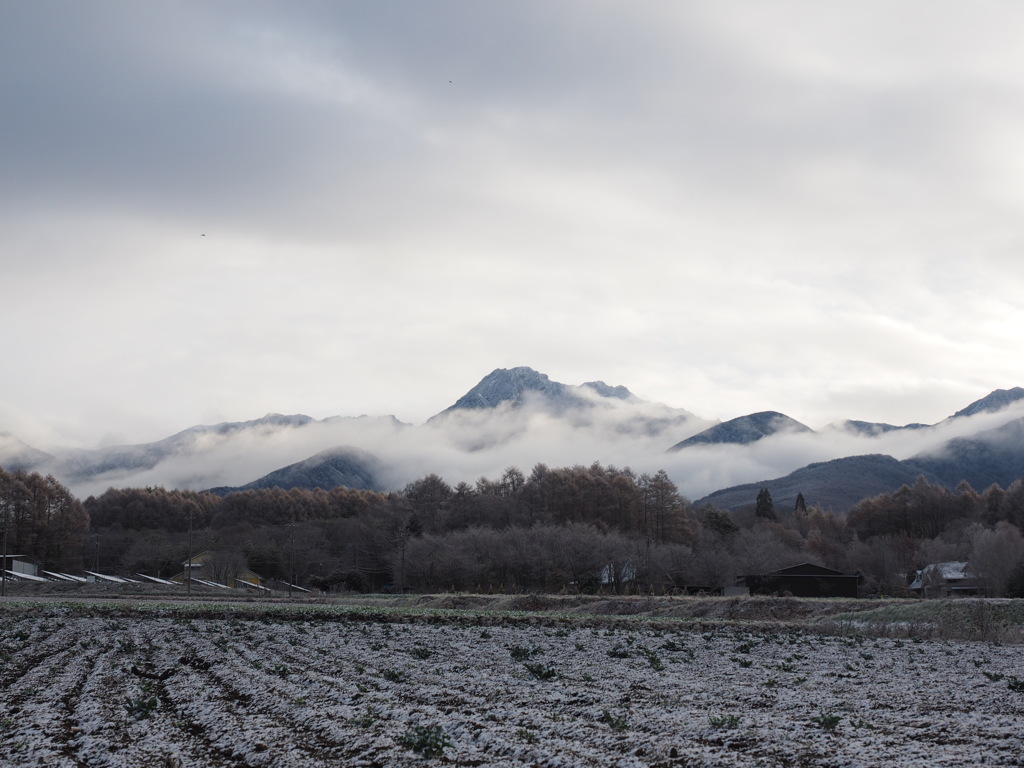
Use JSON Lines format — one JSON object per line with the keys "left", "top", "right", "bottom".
{"left": 4, "top": 464, "right": 1024, "bottom": 597}
{"left": 83, "top": 464, "right": 695, "bottom": 591}
{"left": 847, "top": 476, "right": 1024, "bottom": 539}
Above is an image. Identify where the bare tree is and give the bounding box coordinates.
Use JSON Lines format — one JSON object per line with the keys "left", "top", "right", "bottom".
{"left": 203, "top": 548, "right": 249, "bottom": 587}
{"left": 689, "top": 530, "right": 737, "bottom": 591}
{"left": 120, "top": 532, "right": 179, "bottom": 578}
{"left": 968, "top": 522, "right": 1024, "bottom": 596}
{"left": 731, "top": 525, "right": 801, "bottom": 575}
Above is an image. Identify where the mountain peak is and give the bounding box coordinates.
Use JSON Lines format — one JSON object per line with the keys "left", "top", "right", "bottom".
{"left": 430, "top": 367, "right": 649, "bottom": 422}
{"left": 581, "top": 381, "right": 635, "bottom": 400}
{"left": 668, "top": 410, "right": 812, "bottom": 452}
{"left": 443, "top": 367, "right": 565, "bottom": 412}
{"left": 952, "top": 387, "right": 1024, "bottom": 419}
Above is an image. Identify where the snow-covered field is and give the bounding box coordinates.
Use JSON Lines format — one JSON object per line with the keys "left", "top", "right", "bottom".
{"left": 2, "top": 607, "right": 1023, "bottom": 767}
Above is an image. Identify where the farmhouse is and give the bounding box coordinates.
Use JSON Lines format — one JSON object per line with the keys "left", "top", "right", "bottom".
{"left": 739, "top": 562, "right": 860, "bottom": 598}
{"left": 909, "top": 561, "right": 984, "bottom": 598}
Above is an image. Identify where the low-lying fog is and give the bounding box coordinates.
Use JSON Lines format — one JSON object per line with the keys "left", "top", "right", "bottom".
{"left": 34, "top": 390, "right": 1024, "bottom": 503}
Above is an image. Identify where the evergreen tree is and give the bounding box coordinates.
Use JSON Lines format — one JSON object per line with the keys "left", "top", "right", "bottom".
{"left": 701, "top": 508, "right": 739, "bottom": 537}
{"left": 794, "top": 492, "right": 807, "bottom": 514}
{"left": 755, "top": 487, "right": 776, "bottom": 520}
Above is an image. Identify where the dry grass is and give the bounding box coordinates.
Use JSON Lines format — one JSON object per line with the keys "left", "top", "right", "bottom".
{"left": 3, "top": 588, "right": 1021, "bottom": 642}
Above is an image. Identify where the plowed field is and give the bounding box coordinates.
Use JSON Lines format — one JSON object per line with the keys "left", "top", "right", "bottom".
{"left": 2, "top": 605, "right": 1023, "bottom": 766}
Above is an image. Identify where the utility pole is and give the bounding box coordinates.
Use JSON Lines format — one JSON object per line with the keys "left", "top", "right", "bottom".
{"left": 1, "top": 499, "right": 8, "bottom": 599}
{"left": 396, "top": 524, "right": 409, "bottom": 594}
{"left": 287, "top": 522, "right": 296, "bottom": 598}
{"left": 187, "top": 506, "right": 194, "bottom": 597}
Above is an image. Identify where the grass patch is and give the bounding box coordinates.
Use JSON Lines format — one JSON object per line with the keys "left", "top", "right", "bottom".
{"left": 398, "top": 724, "right": 450, "bottom": 758}
{"left": 600, "top": 709, "right": 628, "bottom": 730}
{"left": 810, "top": 712, "right": 842, "bottom": 732}
{"left": 709, "top": 714, "right": 741, "bottom": 730}
{"left": 2, "top": 596, "right": 1022, "bottom": 644}
{"left": 817, "top": 600, "right": 1024, "bottom": 643}
{"left": 524, "top": 662, "right": 557, "bottom": 680}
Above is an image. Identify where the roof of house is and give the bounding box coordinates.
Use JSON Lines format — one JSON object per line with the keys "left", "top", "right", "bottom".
{"left": 180, "top": 550, "right": 213, "bottom": 566}
{"left": 932, "top": 561, "right": 970, "bottom": 580}
{"left": 771, "top": 563, "right": 851, "bottom": 577}
{"left": 919, "top": 561, "right": 969, "bottom": 579}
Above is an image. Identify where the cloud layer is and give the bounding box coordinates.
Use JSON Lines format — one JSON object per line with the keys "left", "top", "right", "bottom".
{"left": 36, "top": 386, "right": 1024, "bottom": 508}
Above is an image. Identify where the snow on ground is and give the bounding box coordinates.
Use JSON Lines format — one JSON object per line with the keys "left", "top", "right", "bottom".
{"left": 1, "top": 610, "right": 1023, "bottom": 767}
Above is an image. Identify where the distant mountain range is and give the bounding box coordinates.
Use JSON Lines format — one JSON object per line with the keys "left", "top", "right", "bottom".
{"left": 3, "top": 369, "right": 1024, "bottom": 513}
{"left": 0, "top": 412, "right": 407, "bottom": 499}
{"left": 53, "top": 413, "right": 320, "bottom": 483}
{"left": 695, "top": 416, "right": 1024, "bottom": 512}
{"left": 694, "top": 388, "right": 1024, "bottom": 511}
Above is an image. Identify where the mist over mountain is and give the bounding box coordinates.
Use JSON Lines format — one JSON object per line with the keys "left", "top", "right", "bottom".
{"left": 423, "top": 366, "right": 708, "bottom": 453}
{"left": 54, "top": 413, "right": 320, "bottom": 483}
{"left": 2, "top": 368, "right": 1023, "bottom": 511}
{"left": 909, "top": 416, "right": 1024, "bottom": 491}
{"left": 826, "top": 420, "right": 929, "bottom": 437}
{"left": 694, "top": 454, "right": 941, "bottom": 513}
{"left": 0, "top": 432, "right": 54, "bottom": 471}
{"left": 695, "top": 414, "right": 1024, "bottom": 513}
{"left": 1, "top": 413, "right": 409, "bottom": 499}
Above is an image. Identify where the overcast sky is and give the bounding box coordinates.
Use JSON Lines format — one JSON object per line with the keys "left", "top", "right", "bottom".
{"left": 3, "top": 1, "right": 1024, "bottom": 450}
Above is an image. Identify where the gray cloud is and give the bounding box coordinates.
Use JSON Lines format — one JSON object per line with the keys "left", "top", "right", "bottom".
{"left": 2, "top": 2, "right": 1023, "bottom": 448}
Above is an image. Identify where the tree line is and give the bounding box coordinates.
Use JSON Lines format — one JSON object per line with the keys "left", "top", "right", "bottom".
{"left": 3, "top": 464, "right": 1024, "bottom": 597}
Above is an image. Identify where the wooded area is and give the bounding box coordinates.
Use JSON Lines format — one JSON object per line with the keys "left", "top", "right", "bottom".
{"left": 3, "top": 464, "right": 1024, "bottom": 596}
